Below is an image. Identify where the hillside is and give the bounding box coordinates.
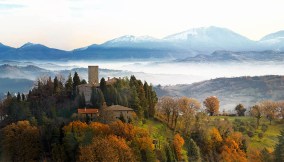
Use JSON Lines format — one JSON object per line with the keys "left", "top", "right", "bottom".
{"left": 155, "top": 75, "right": 284, "bottom": 110}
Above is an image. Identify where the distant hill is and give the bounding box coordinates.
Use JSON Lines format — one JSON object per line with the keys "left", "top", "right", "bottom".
{"left": 0, "top": 78, "right": 34, "bottom": 100}
{"left": 177, "top": 50, "right": 284, "bottom": 62}
{"left": 154, "top": 75, "right": 284, "bottom": 111}
{"left": 1, "top": 26, "right": 284, "bottom": 60}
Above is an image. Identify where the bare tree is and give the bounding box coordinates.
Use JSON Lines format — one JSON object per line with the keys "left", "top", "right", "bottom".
{"left": 260, "top": 100, "right": 278, "bottom": 125}
{"left": 250, "top": 105, "right": 265, "bottom": 128}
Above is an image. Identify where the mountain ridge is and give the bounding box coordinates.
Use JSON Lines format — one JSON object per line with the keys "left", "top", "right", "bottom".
{"left": 1, "top": 26, "right": 284, "bottom": 60}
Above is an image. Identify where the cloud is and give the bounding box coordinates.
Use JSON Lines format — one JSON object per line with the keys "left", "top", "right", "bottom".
{"left": 0, "top": 3, "right": 25, "bottom": 10}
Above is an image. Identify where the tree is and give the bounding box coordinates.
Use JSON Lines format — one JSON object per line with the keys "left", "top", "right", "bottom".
{"left": 73, "top": 72, "right": 81, "bottom": 96}
{"left": 250, "top": 105, "right": 265, "bottom": 128}
{"left": 2, "top": 121, "right": 40, "bottom": 162}
{"left": 178, "top": 97, "right": 201, "bottom": 134}
{"left": 260, "top": 100, "right": 278, "bottom": 125}
{"left": 157, "top": 96, "right": 176, "bottom": 125}
{"left": 187, "top": 138, "right": 201, "bottom": 162}
{"left": 275, "top": 129, "right": 284, "bottom": 162}
{"left": 173, "top": 134, "right": 185, "bottom": 161}
{"left": 203, "top": 96, "right": 220, "bottom": 116}
{"left": 129, "top": 86, "right": 142, "bottom": 118}
{"left": 65, "top": 73, "right": 73, "bottom": 98}
{"left": 235, "top": 104, "right": 246, "bottom": 116}
{"left": 100, "top": 77, "right": 107, "bottom": 94}
{"left": 16, "top": 92, "right": 21, "bottom": 102}
{"left": 90, "top": 87, "right": 105, "bottom": 108}
{"left": 78, "top": 135, "right": 136, "bottom": 162}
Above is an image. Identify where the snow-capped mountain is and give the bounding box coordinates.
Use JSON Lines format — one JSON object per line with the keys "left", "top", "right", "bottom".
{"left": 1, "top": 26, "right": 284, "bottom": 60}
{"left": 259, "top": 30, "right": 284, "bottom": 51}
{"left": 101, "top": 35, "right": 161, "bottom": 48}
{"left": 163, "top": 26, "right": 256, "bottom": 51}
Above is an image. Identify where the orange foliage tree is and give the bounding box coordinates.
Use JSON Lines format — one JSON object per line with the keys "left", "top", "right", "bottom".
{"left": 173, "top": 133, "right": 185, "bottom": 161}
{"left": 78, "top": 135, "right": 136, "bottom": 162}
{"left": 203, "top": 96, "right": 220, "bottom": 116}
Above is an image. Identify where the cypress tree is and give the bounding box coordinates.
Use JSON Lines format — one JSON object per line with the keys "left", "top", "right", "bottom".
{"left": 72, "top": 72, "right": 81, "bottom": 97}
{"left": 17, "top": 92, "right": 21, "bottom": 102}
{"left": 65, "top": 73, "right": 73, "bottom": 98}
{"left": 187, "top": 138, "right": 201, "bottom": 162}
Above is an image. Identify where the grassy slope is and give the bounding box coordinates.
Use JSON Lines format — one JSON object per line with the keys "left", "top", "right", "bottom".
{"left": 212, "top": 116, "right": 283, "bottom": 151}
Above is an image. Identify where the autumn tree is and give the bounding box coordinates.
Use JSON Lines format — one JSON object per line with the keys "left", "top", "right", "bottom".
{"left": 178, "top": 97, "right": 201, "bottom": 134}
{"left": 157, "top": 96, "right": 177, "bottom": 125}
{"left": 260, "top": 100, "right": 278, "bottom": 125}
{"left": 173, "top": 133, "right": 185, "bottom": 161}
{"left": 2, "top": 121, "right": 40, "bottom": 162}
{"left": 250, "top": 104, "right": 265, "bottom": 128}
{"left": 78, "top": 135, "right": 136, "bottom": 162}
{"left": 203, "top": 96, "right": 220, "bottom": 116}
{"left": 235, "top": 104, "right": 246, "bottom": 116}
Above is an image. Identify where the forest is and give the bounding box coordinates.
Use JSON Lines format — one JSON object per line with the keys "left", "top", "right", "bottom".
{"left": 0, "top": 72, "right": 283, "bottom": 162}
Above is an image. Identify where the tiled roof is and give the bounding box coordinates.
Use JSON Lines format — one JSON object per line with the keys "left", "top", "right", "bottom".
{"left": 106, "top": 105, "right": 133, "bottom": 111}
{"left": 78, "top": 108, "right": 99, "bottom": 114}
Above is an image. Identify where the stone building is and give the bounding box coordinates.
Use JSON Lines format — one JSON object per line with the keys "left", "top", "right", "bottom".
{"left": 77, "top": 65, "right": 118, "bottom": 103}
{"left": 104, "top": 105, "right": 134, "bottom": 122}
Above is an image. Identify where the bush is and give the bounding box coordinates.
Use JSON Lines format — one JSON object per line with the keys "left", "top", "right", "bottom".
{"left": 261, "top": 124, "right": 268, "bottom": 133}
{"left": 258, "top": 133, "right": 264, "bottom": 139}
{"left": 247, "top": 131, "right": 254, "bottom": 137}
{"left": 239, "top": 126, "right": 246, "bottom": 133}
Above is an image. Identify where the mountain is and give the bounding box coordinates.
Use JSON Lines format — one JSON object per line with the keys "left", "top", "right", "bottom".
{"left": 1, "top": 26, "right": 284, "bottom": 60}
{"left": 0, "top": 42, "right": 70, "bottom": 60}
{"left": 259, "top": 30, "right": 284, "bottom": 51}
{"left": 155, "top": 75, "right": 284, "bottom": 110}
{"left": 0, "top": 43, "right": 14, "bottom": 52}
{"left": 163, "top": 26, "right": 256, "bottom": 51}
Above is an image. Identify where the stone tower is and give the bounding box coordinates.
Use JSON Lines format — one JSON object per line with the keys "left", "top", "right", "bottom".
{"left": 88, "top": 66, "right": 99, "bottom": 85}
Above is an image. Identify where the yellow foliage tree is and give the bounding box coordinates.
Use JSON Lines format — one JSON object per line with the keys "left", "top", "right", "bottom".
{"left": 2, "top": 120, "right": 40, "bottom": 162}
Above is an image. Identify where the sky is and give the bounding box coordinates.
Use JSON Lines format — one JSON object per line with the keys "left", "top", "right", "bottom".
{"left": 0, "top": 0, "right": 284, "bottom": 50}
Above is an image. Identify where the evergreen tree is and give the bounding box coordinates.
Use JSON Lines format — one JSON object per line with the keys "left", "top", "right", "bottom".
{"left": 187, "top": 138, "right": 201, "bottom": 162}
{"left": 21, "top": 93, "right": 26, "bottom": 101}
{"left": 7, "top": 91, "right": 12, "bottom": 99}
{"left": 165, "top": 144, "right": 176, "bottom": 162}
{"left": 53, "top": 76, "right": 59, "bottom": 94}
{"left": 100, "top": 77, "right": 107, "bottom": 93}
{"left": 129, "top": 86, "right": 142, "bottom": 118}
{"left": 65, "top": 73, "right": 73, "bottom": 98}
{"left": 72, "top": 72, "right": 81, "bottom": 96}
{"left": 80, "top": 79, "right": 87, "bottom": 84}
{"left": 275, "top": 129, "right": 284, "bottom": 162}
{"left": 90, "top": 87, "right": 105, "bottom": 108}
{"left": 17, "top": 92, "right": 21, "bottom": 102}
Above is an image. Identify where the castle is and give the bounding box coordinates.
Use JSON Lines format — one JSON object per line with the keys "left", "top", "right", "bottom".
{"left": 78, "top": 66, "right": 117, "bottom": 103}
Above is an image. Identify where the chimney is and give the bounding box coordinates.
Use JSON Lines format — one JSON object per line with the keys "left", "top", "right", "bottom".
{"left": 108, "top": 77, "right": 110, "bottom": 81}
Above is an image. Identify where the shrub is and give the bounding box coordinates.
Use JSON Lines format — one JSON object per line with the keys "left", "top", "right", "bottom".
{"left": 247, "top": 131, "right": 254, "bottom": 137}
